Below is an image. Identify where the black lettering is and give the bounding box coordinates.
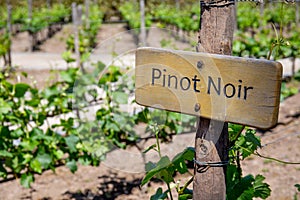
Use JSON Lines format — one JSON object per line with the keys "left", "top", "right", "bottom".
{"left": 180, "top": 77, "right": 191, "bottom": 91}
{"left": 244, "top": 86, "right": 254, "bottom": 100}
{"left": 192, "top": 75, "right": 200, "bottom": 92}
{"left": 151, "top": 68, "right": 161, "bottom": 85}
{"left": 207, "top": 76, "right": 221, "bottom": 95}
{"left": 224, "top": 83, "right": 236, "bottom": 98}
{"left": 237, "top": 80, "right": 242, "bottom": 98}
{"left": 168, "top": 75, "right": 178, "bottom": 89}
{"left": 163, "top": 69, "right": 166, "bottom": 87}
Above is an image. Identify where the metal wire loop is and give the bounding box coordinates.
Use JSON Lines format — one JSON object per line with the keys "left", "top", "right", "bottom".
{"left": 193, "top": 158, "right": 229, "bottom": 167}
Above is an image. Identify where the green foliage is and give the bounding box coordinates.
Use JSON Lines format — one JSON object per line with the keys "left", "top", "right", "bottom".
{"left": 18, "top": 4, "right": 71, "bottom": 33}
{"left": 234, "top": 3, "right": 300, "bottom": 60}
{"left": 152, "top": 3, "right": 199, "bottom": 32}
{"left": 142, "top": 147, "right": 195, "bottom": 199}
{"left": 0, "top": 69, "right": 107, "bottom": 188}
{"left": 227, "top": 124, "right": 271, "bottom": 199}
{"left": 142, "top": 147, "right": 194, "bottom": 186}
{"left": 150, "top": 187, "right": 168, "bottom": 200}
{"left": 119, "top": 1, "right": 152, "bottom": 31}
{"left": 280, "top": 82, "right": 298, "bottom": 101}
{"left": 226, "top": 165, "right": 271, "bottom": 200}
{"left": 139, "top": 109, "right": 196, "bottom": 142}
{"left": 63, "top": 4, "right": 103, "bottom": 65}
{"left": 0, "top": 33, "right": 11, "bottom": 57}
{"left": 119, "top": 1, "right": 199, "bottom": 32}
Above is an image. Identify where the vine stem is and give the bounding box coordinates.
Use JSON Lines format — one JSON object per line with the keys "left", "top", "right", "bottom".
{"left": 255, "top": 151, "right": 300, "bottom": 165}
{"left": 155, "top": 125, "right": 162, "bottom": 158}
{"left": 167, "top": 183, "right": 174, "bottom": 200}
{"left": 237, "top": 145, "right": 300, "bottom": 165}
{"left": 230, "top": 125, "right": 245, "bottom": 146}
{"left": 178, "top": 176, "right": 194, "bottom": 194}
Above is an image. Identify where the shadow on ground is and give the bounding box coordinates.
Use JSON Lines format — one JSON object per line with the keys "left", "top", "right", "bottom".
{"left": 63, "top": 171, "right": 141, "bottom": 200}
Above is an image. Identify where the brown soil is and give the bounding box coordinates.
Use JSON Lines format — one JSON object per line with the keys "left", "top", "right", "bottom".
{"left": 0, "top": 23, "right": 299, "bottom": 200}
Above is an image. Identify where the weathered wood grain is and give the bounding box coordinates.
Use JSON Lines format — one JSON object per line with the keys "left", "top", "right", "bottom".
{"left": 135, "top": 47, "right": 282, "bottom": 129}
{"left": 194, "top": 4, "right": 233, "bottom": 199}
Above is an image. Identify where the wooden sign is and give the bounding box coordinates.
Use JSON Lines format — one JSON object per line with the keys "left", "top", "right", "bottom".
{"left": 135, "top": 47, "right": 282, "bottom": 129}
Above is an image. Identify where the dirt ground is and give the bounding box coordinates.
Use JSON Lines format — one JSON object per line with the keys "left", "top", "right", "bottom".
{"left": 0, "top": 23, "right": 299, "bottom": 200}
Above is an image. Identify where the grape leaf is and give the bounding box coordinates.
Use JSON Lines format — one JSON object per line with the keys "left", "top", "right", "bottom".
{"left": 20, "top": 173, "right": 34, "bottom": 188}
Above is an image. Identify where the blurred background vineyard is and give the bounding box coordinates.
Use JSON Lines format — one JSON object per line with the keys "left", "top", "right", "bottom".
{"left": 0, "top": 0, "right": 299, "bottom": 199}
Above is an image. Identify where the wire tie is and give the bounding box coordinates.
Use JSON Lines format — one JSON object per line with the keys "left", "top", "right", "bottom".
{"left": 193, "top": 158, "right": 229, "bottom": 167}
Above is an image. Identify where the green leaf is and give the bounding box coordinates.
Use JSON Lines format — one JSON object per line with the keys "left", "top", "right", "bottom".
{"left": 65, "top": 135, "right": 80, "bottom": 153}
{"left": 80, "top": 52, "right": 91, "bottom": 62}
{"left": 30, "top": 159, "right": 42, "bottom": 174}
{"left": 112, "top": 91, "right": 128, "bottom": 104}
{"left": 145, "top": 161, "right": 156, "bottom": 172}
{"left": 66, "top": 159, "right": 78, "bottom": 173}
{"left": 295, "top": 184, "right": 300, "bottom": 192}
{"left": 0, "top": 150, "right": 13, "bottom": 158}
{"left": 232, "top": 175, "right": 254, "bottom": 200}
{"left": 15, "top": 83, "right": 30, "bottom": 98}
{"left": 245, "top": 130, "right": 261, "bottom": 148}
{"left": 36, "top": 153, "right": 52, "bottom": 169}
{"left": 0, "top": 126, "right": 10, "bottom": 138}
{"left": 0, "top": 163, "right": 7, "bottom": 178}
{"left": 20, "top": 173, "right": 34, "bottom": 188}
{"left": 62, "top": 50, "right": 76, "bottom": 63}
{"left": 60, "top": 70, "right": 75, "bottom": 83}
{"left": 227, "top": 164, "right": 255, "bottom": 200}
{"left": 158, "top": 169, "right": 174, "bottom": 184}
{"left": 235, "top": 129, "right": 260, "bottom": 159}
{"left": 11, "top": 128, "right": 23, "bottom": 138}
{"left": 172, "top": 147, "right": 195, "bottom": 174}
{"left": 54, "top": 150, "right": 64, "bottom": 159}
{"left": 238, "top": 189, "right": 255, "bottom": 200}
{"left": 150, "top": 187, "right": 168, "bottom": 200}
{"left": 179, "top": 194, "right": 193, "bottom": 200}
{"left": 21, "top": 139, "right": 39, "bottom": 151}
{"left": 0, "top": 98, "right": 11, "bottom": 114}
{"left": 141, "top": 156, "right": 171, "bottom": 186}
{"left": 228, "top": 123, "right": 245, "bottom": 141}
{"left": 253, "top": 175, "right": 271, "bottom": 199}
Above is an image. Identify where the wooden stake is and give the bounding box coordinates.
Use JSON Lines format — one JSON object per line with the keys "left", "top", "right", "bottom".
{"left": 296, "top": 2, "right": 299, "bottom": 25}
{"left": 85, "top": 0, "right": 90, "bottom": 30}
{"left": 139, "top": 0, "right": 146, "bottom": 46}
{"left": 28, "top": 0, "right": 34, "bottom": 52}
{"left": 28, "top": 0, "right": 32, "bottom": 20}
{"left": 72, "top": 3, "right": 82, "bottom": 70}
{"left": 259, "top": 2, "right": 264, "bottom": 31}
{"left": 193, "top": 1, "right": 235, "bottom": 199}
{"left": 47, "top": 0, "right": 51, "bottom": 9}
{"left": 6, "top": 2, "right": 12, "bottom": 68}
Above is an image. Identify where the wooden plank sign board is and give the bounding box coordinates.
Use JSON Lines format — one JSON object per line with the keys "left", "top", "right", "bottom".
{"left": 135, "top": 47, "right": 282, "bottom": 129}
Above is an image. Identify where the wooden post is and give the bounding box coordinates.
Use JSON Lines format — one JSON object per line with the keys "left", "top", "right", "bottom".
{"left": 28, "top": 0, "right": 32, "bottom": 20}
{"left": 259, "top": 1, "right": 264, "bottom": 31}
{"left": 6, "top": 1, "right": 12, "bottom": 69}
{"left": 47, "top": 0, "right": 51, "bottom": 9}
{"left": 139, "top": 0, "right": 146, "bottom": 46}
{"left": 72, "top": 3, "right": 81, "bottom": 69}
{"left": 296, "top": 1, "right": 299, "bottom": 25}
{"left": 47, "top": 0, "right": 52, "bottom": 38}
{"left": 72, "top": 3, "right": 85, "bottom": 72}
{"left": 27, "top": 0, "right": 34, "bottom": 52}
{"left": 85, "top": 0, "right": 90, "bottom": 29}
{"left": 175, "top": 0, "right": 180, "bottom": 10}
{"left": 193, "top": 0, "right": 235, "bottom": 199}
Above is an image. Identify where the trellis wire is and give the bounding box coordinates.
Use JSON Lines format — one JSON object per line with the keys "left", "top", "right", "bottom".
{"left": 199, "top": 0, "right": 300, "bottom": 5}
{"left": 260, "top": 123, "right": 300, "bottom": 148}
